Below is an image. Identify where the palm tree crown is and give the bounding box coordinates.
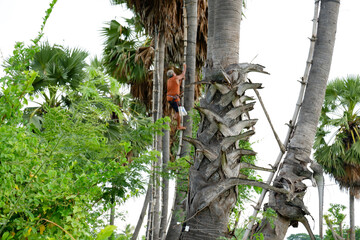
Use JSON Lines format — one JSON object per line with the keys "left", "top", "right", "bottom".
{"left": 314, "top": 75, "right": 360, "bottom": 197}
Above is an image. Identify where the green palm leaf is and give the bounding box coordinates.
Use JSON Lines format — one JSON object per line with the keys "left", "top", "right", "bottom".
{"left": 314, "top": 75, "right": 360, "bottom": 193}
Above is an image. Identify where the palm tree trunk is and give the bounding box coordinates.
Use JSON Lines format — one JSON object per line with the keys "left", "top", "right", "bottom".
{"left": 181, "top": 0, "right": 197, "bottom": 155}
{"left": 165, "top": 1, "right": 194, "bottom": 238}
{"left": 160, "top": 124, "right": 170, "bottom": 239}
{"left": 131, "top": 186, "right": 151, "bottom": 240}
{"left": 212, "top": 0, "right": 242, "bottom": 69}
{"left": 165, "top": 175, "right": 188, "bottom": 240}
{"left": 206, "top": 0, "right": 214, "bottom": 69}
{"left": 257, "top": 1, "right": 340, "bottom": 239}
{"left": 153, "top": 30, "right": 165, "bottom": 240}
{"left": 179, "top": 1, "right": 253, "bottom": 239}
{"left": 148, "top": 27, "right": 160, "bottom": 240}
{"left": 242, "top": 1, "right": 322, "bottom": 239}
{"left": 349, "top": 193, "right": 355, "bottom": 240}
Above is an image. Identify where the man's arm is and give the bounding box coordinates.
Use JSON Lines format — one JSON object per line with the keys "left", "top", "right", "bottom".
{"left": 178, "top": 63, "right": 186, "bottom": 79}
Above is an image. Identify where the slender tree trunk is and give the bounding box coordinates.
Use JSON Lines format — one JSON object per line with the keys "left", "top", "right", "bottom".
{"left": 153, "top": 30, "right": 165, "bottom": 240}
{"left": 132, "top": 186, "right": 151, "bottom": 240}
{"left": 181, "top": 0, "right": 197, "bottom": 155}
{"left": 110, "top": 185, "right": 115, "bottom": 226}
{"left": 165, "top": 2, "right": 191, "bottom": 239}
{"left": 349, "top": 193, "right": 355, "bottom": 240}
{"left": 160, "top": 124, "right": 170, "bottom": 240}
{"left": 148, "top": 27, "right": 160, "bottom": 240}
{"left": 257, "top": 1, "right": 340, "bottom": 239}
{"left": 206, "top": 0, "right": 214, "bottom": 70}
{"left": 165, "top": 174, "right": 188, "bottom": 240}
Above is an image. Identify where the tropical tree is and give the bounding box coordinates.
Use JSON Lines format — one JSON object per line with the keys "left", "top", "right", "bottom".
{"left": 287, "top": 233, "right": 321, "bottom": 240}
{"left": 178, "top": 0, "right": 274, "bottom": 239}
{"left": 105, "top": 1, "right": 207, "bottom": 239}
{"left": 255, "top": 0, "right": 340, "bottom": 239}
{"left": 314, "top": 76, "right": 360, "bottom": 240}
{"left": 29, "top": 41, "right": 88, "bottom": 107}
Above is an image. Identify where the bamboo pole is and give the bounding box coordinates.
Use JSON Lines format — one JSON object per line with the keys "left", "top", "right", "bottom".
{"left": 242, "top": 1, "right": 320, "bottom": 239}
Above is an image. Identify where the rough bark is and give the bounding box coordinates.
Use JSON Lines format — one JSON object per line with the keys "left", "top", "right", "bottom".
{"left": 257, "top": 1, "right": 340, "bottom": 239}
{"left": 180, "top": 64, "right": 268, "bottom": 240}
{"left": 179, "top": 1, "right": 254, "bottom": 239}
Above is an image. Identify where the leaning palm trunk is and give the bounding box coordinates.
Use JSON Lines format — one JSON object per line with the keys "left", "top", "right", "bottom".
{"left": 256, "top": 0, "right": 340, "bottom": 239}
{"left": 132, "top": 185, "right": 151, "bottom": 240}
{"left": 242, "top": 0, "right": 322, "bottom": 239}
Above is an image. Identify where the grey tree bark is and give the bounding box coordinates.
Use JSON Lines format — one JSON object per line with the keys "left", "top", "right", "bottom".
{"left": 212, "top": 0, "right": 242, "bottom": 69}
{"left": 131, "top": 186, "right": 151, "bottom": 240}
{"left": 160, "top": 123, "right": 170, "bottom": 240}
{"left": 256, "top": 0, "right": 340, "bottom": 239}
{"left": 182, "top": 0, "right": 197, "bottom": 155}
{"left": 205, "top": 0, "right": 214, "bottom": 75}
{"left": 349, "top": 193, "right": 355, "bottom": 240}
{"left": 153, "top": 31, "right": 165, "bottom": 240}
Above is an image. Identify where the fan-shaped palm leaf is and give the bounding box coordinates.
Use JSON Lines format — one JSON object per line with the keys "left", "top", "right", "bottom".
{"left": 314, "top": 75, "right": 360, "bottom": 195}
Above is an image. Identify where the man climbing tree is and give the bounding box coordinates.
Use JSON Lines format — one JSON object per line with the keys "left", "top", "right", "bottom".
{"left": 167, "top": 63, "right": 187, "bottom": 130}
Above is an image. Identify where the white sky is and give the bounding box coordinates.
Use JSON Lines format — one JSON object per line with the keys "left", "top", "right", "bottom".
{"left": 1, "top": 0, "right": 359, "bottom": 238}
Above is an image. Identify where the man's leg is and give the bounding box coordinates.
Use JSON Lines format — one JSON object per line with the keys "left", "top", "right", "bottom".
{"left": 175, "top": 112, "right": 186, "bottom": 130}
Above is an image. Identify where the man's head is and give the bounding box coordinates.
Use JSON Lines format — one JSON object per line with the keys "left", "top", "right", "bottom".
{"left": 167, "top": 69, "right": 175, "bottom": 78}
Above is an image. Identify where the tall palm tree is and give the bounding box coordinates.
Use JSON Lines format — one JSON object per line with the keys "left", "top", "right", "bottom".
{"left": 102, "top": 19, "right": 154, "bottom": 111}
{"left": 257, "top": 0, "right": 340, "bottom": 239}
{"left": 178, "top": 0, "right": 272, "bottom": 239}
{"left": 314, "top": 76, "right": 360, "bottom": 240}
{"left": 106, "top": 2, "right": 207, "bottom": 239}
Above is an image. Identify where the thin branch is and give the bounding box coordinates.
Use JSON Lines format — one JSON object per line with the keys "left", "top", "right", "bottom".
{"left": 38, "top": 218, "right": 75, "bottom": 240}
{"left": 248, "top": 78, "right": 286, "bottom": 153}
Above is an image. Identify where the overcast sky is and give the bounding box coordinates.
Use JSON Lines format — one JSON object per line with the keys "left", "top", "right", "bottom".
{"left": 1, "top": 0, "right": 360, "bottom": 238}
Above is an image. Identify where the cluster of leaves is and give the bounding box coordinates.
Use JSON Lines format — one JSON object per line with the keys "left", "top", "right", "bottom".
{"left": 0, "top": 22, "right": 165, "bottom": 240}
{"left": 102, "top": 19, "right": 151, "bottom": 84}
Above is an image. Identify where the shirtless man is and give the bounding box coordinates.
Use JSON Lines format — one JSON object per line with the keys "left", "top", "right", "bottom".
{"left": 166, "top": 63, "right": 186, "bottom": 130}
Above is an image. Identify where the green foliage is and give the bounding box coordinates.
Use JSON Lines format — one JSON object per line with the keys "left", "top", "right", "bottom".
{"left": 102, "top": 19, "right": 151, "bottom": 84}
{"left": 288, "top": 204, "right": 360, "bottom": 240}
{"left": 287, "top": 233, "right": 321, "bottom": 240}
{"left": 0, "top": 33, "right": 165, "bottom": 240}
{"left": 314, "top": 76, "right": 360, "bottom": 181}
{"left": 95, "top": 225, "right": 117, "bottom": 240}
